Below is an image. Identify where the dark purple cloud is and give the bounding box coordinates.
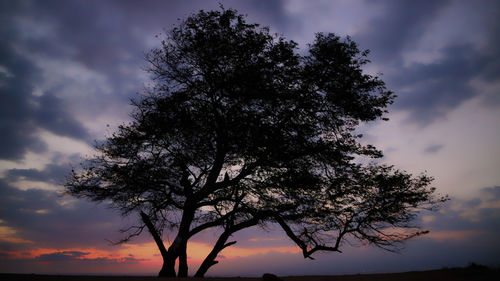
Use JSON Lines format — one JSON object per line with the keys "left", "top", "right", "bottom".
{"left": 33, "top": 251, "right": 146, "bottom": 263}
{"left": 0, "top": 179, "right": 148, "bottom": 251}
{"left": 0, "top": 0, "right": 293, "bottom": 161}
{"left": 4, "top": 0, "right": 290, "bottom": 77}
{"left": 5, "top": 162, "right": 72, "bottom": 185}
{"left": 388, "top": 44, "right": 500, "bottom": 124}
{"left": 422, "top": 186, "right": 500, "bottom": 234}
{"left": 424, "top": 144, "right": 444, "bottom": 154}
{"left": 35, "top": 251, "right": 89, "bottom": 262}
{"left": 0, "top": 23, "right": 90, "bottom": 160}
{"left": 356, "top": 0, "right": 451, "bottom": 64}
{"left": 353, "top": 0, "right": 500, "bottom": 125}
{"left": 0, "top": 251, "right": 148, "bottom": 275}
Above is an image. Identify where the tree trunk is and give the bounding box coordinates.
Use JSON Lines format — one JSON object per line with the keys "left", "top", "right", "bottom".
{"left": 178, "top": 241, "right": 189, "bottom": 277}
{"left": 140, "top": 212, "right": 177, "bottom": 277}
{"left": 176, "top": 201, "right": 196, "bottom": 277}
{"left": 158, "top": 258, "right": 176, "bottom": 277}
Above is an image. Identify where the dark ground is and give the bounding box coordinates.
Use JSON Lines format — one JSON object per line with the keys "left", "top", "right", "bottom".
{"left": 1, "top": 266, "right": 499, "bottom": 281}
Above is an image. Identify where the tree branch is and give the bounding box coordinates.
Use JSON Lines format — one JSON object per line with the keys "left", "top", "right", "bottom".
{"left": 276, "top": 216, "right": 341, "bottom": 259}
{"left": 140, "top": 211, "right": 169, "bottom": 259}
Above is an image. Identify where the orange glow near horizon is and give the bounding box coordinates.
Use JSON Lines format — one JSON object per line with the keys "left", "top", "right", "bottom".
{"left": 1, "top": 229, "right": 485, "bottom": 263}
{"left": 425, "top": 230, "right": 487, "bottom": 241}
{"left": 1, "top": 228, "right": 487, "bottom": 275}
{"left": 0, "top": 239, "right": 300, "bottom": 269}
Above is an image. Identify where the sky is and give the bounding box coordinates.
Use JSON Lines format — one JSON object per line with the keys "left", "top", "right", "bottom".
{"left": 0, "top": 0, "right": 499, "bottom": 277}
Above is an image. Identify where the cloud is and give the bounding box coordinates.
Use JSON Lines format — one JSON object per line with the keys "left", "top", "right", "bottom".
{"left": 0, "top": 249, "right": 149, "bottom": 275}
{"left": 5, "top": 163, "right": 71, "bottom": 185}
{"left": 0, "top": 0, "right": 292, "bottom": 162}
{"left": 455, "top": 186, "right": 500, "bottom": 223}
{"left": 389, "top": 44, "right": 500, "bottom": 124}
{"left": 32, "top": 250, "right": 146, "bottom": 264}
{"left": 0, "top": 179, "right": 142, "bottom": 252}
{"left": 425, "top": 230, "right": 487, "bottom": 242}
{"left": 483, "top": 186, "right": 500, "bottom": 199}
{"left": 352, "top": 1, "right": 500, "bottom": 125}
{"left": 8, "top": 0, "right": 290, "bottom": 78}
{"left": 0, "top": 30, "right": 90, "bottom": 161}
{"left": 424, "top": 144, "right": 444, "bottom": 154}
{"left": 35, "top": 251, "right": 89, "bottom": 262}
{"left": 355, "top": 0, "right": 451, "bottom": 64}
{"left": 227, "top": 0, "right": 294, "bottom": 33}
{"left": 418, "top": 186, "right": 500, "bottom": 238}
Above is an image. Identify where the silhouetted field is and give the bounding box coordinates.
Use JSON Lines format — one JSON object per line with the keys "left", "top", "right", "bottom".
{"left": 2, "top": 267, "right": 499, "bottom": 281}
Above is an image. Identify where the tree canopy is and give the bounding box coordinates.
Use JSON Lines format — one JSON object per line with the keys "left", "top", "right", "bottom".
{"left": 66, "top": 8, "right": 445, "bottom": 278}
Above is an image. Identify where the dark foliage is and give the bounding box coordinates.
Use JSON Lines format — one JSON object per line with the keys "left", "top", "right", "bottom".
{"left": 66, "top": 7, "right": 445, "bottom": 277}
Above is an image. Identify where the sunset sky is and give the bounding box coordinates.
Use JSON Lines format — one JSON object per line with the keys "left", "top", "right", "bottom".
{"left": 1, "top": 0, "right": 499, "bottom": 277}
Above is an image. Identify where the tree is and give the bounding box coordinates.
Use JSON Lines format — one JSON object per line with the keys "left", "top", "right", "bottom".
{"left": 66, "top": 8, "right": 446, "bottom": 278}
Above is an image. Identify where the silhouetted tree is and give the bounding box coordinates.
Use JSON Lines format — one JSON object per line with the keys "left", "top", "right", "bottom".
{"left": 66, "top": 7, "right": 446, "bottom": 278}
